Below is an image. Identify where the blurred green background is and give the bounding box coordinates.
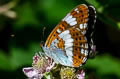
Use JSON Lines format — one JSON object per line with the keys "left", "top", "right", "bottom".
{"left": 0, "top": 0, "right": 120, "bottom": 79}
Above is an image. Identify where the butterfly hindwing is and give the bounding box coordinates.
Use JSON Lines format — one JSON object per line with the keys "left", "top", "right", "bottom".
{"left": 68, "top": 28, "right": 88, "bottom": 67}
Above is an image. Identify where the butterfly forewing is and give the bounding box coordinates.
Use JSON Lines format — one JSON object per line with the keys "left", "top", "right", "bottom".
{"left": 45, "top": 4, "right": 89, "bottom": 47}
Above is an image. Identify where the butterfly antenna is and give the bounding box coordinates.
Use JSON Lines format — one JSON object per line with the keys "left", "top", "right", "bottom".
{"left": 43, "top": 27, "right": 46, "bottom": 40}
{"left": 40, "top": 27, "right": 46, "bottom": 47}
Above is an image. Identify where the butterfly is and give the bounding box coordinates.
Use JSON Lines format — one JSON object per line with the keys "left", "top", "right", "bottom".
{"left": 42, "top": 4, "right": 96, "bottom": 67}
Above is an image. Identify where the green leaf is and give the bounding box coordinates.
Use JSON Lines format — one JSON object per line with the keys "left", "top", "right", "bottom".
{"left": 86, "top": 54, "right": 120, "bottom": 78}
{"left": 10, "top": 42, "right": 41, "bottom": 70}
{"left": 15, "top": 2, "right": 39, "bottom": 29}
{"left": 0, "top": 51, "right": 11, "bottom": 70}
{"left": 10, "top": 48, "right": 33, "bottom": 70}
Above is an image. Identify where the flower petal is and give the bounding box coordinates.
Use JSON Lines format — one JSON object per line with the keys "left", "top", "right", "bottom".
{"left": 23, "top": 67, "right": 38, "bottom": 78}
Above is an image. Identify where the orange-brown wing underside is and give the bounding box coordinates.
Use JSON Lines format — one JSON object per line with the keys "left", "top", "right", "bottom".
{"left": 45, "top": 4, "right": 89, "bottom": 48}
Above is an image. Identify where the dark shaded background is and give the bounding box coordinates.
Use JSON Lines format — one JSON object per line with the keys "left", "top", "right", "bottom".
{"left": 0, "top": 0, "right": 120, "bottom": 79}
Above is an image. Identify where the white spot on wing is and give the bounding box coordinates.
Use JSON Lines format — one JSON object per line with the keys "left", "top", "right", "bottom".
{"left": 84, "top": 23, "right": 87, "bottom": 29}
{"left": 74, "top": 8, "right": 79, "bottom": 13}
{"left": 74, "top": 8, "right": 78, "bottom": 11}
{"left": 65, "top": 15, "right": 72, "bottom": 23}
{"left": 65, "top": 43, "right": 73, "bottom": 47}
{"left": 70, "top": 21, "right": 77, "bottom": 26}
{"left": 67, "top": 18, "right": 76, "bottom": 23}
{"left": 57, "top": 29, "right": 61, "bottom": 33}
{"left": 65, "top": 39, "right": 74, "bottom": 44}
{"left": 62, "top": 13, "right": 70, "bottom": 21}
{"left": 79, "top": 24, "right": 84, "bottom": 29}
{"left": 82, "top": 57, "right": 87, "bottom": 63}
{"left": 64, "top": 38, "right": 73, "bottom": 49}
{"left": 85, "top": 43, "right": 88, "bottom": 49}
{"left": 63, "top": 13, "right": 77, "bottom": 26}
{"left": 76, "top": 28, "right": 80, "bottom": 31}
{"left": 81, "top": 49, "right": 84, "bottom": 54}
{"left": 62, "top": 34, "right": 71, "bottom": 40}
{"left": 66, "top": 50, "right": 73, "bottom": 56}
{"left": 81, "top": 30, "right": 86, "bottom": 35}
{"left": 58, "top": 30, "right": 69, "bottom": 38}
{"left": 84, "top": 37, "right": 87, "bottom": 41}
{"left": 85, "top": 50, "right": 88, "bottom": 56}
{"left": 77, "top": 11, "right": 79, "bottom": 13}
{"left": 65, "top": 43, "right": 73, "bottom": 50}
{"left": 65, "top": 43, "right": 73, "bottom": 49}
{"left": 81, "top": 44, "right": 84, "bottom": 47}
